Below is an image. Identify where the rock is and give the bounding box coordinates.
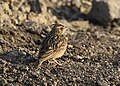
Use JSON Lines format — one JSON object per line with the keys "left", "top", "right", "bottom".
{"left": 1, "top": 2, "right": 10, "bottom": 11}
{"left": 80, "top": 0, "right": 92, "bottom": 14}
{"left": 70, "top": 21, "right": 90, "bottom": 30}
{"left": 111, "top": 27, "right": 120, "bottom": 36}
{"left": 28, "top": 0, "right": 41, "bottom": 13}
{"left": 88, "top": 0, "right": 120, "bottom": 26}
{"left": 76, "top": 55, "right": 84, "bottom": 59}
{"left": 0, "top": 6, "right": 10, "bottom": 21}
{"left": 68, "top": 44, "right": 73, "bottom": 48}
{"left": 111, "top": 19, "right": 120, "bottom": 27}
{"left": 18, "top": 11, "right": 27, "bottom": 21}
{"left": 28, "top": 12, "right": 57, "bottom": 24}
{"left": 10, "top": 11, "right": 27, "bottom": 24}
{"left": 20, "top": 2, "right": 30, "bottom": 13}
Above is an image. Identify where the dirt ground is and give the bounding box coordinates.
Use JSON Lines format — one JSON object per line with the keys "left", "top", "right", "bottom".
{"left": 0, "top": 0, "right": 120, "bottom": 86}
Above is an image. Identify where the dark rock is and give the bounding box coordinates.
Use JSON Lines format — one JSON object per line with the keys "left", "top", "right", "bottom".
{"left": 88, "top": 0, "right": 120, "bottom": 26}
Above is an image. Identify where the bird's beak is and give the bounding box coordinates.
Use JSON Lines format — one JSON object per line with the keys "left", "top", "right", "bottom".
{"left": 64, "top": 27, "right": 68, "bottom": 31}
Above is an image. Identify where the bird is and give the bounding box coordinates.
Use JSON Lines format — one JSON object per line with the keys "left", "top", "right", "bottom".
{"left": 35, "top": 23, "right": 68, "bottom": 70}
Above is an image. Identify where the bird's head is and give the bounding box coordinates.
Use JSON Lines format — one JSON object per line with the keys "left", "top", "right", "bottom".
{"left": 50, "top": 23, "right": 67, "bottom": 35}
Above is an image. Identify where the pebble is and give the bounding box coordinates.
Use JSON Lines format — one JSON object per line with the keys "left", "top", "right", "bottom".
{"left": 76, "top": 55, "right": 84, "bottom": 59}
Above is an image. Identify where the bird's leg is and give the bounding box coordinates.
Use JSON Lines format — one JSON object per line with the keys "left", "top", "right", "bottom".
{"left": 35, "top": 55, "right": 51, "bottom": 71}
{"left": 48, "top": 60, "right": 55, "bottom": 65}
{"left": 47, "top": 59, "right": 58, "bottom": 67}
{"left": 35, "top": 58, "right": 46, "bottom": 71}
{"left": 52, "top": 58, "right": 62, "bottom": 66}
{"left": 35, "top": 61, "right": 43, "bottom": 71}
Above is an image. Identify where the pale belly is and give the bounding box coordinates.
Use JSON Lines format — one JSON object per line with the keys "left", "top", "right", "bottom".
{"left": 52, "top": 43, "right": 67, "bottom": 59}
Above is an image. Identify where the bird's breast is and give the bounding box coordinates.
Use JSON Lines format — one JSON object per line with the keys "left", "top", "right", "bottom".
{"left": 53, "top": 42, "right": 67, "bottom": 58}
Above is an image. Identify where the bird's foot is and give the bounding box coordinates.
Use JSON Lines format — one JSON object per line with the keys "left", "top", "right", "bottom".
{"left": 52, "top": 59, "right": 62, "bottom": 66}
{"left": 33, "top": 60, "right": 41, "bottom": 74}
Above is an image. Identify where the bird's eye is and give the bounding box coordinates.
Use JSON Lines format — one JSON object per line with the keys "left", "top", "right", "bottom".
{"left": 60, "top": 27, "right": 64, "bottom": 30}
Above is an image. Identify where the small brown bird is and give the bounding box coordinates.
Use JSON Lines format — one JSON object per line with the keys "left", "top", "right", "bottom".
{"left": 36, "top": 23, "right": 68, "bottom": 70}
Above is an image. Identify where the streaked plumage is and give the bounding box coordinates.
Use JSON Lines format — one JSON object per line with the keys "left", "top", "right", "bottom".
{"left": 36, "top": 23, "right": 68, "bottom": 70}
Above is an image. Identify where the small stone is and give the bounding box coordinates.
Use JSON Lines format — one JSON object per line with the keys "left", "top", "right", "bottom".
{"left": 76, "top": 55, "right": 84, "bottom": 59}
{"left": 118, "top": 68, "right": 120, "bottom": 72}
{"left": 68, "top": 44, "right": 73, "bottom": 48}
{"left": 26, "top": 66, "right": 29, "bottom": 71}
{"left": 70, "top": 21, "right": 90, "bottom": 30}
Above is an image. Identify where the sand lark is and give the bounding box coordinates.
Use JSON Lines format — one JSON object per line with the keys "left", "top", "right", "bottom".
{"left": 35, "top": 23, "right": 68, "bottom": 70}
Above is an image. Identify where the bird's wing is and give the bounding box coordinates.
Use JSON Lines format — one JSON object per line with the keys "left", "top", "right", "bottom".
{"left": 39, "top": 35, "right": 67, "bottom": 59}
{"left": 38, "top": 34, "right": 54, "bottom": 58}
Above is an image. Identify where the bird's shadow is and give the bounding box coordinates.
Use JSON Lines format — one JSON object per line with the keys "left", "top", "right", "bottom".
{"left": 0, "top": 50, "right": 37, "bottom": 67}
